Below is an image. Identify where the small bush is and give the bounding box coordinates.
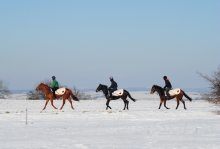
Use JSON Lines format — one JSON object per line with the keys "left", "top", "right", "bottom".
{"left": 72, "top": 86, "right": 96, "bottom": 100}
{"left": 0, "top": 80, "right": 11, "bottom": 98}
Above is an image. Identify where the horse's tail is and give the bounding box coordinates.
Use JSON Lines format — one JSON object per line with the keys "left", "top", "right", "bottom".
{"left": 182, "top": 90, "right": 192, "bottom": 102}
{"left": 70, "top": 90, "right": 80, "bottom": 101}
{"left": 124, "top": 90, "right": 136, "bottom": 102}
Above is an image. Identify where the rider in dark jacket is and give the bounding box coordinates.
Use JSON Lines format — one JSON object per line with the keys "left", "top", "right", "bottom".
{"left": 108, "top": 76, "right": 118, "bottom": 99}
{"left": 163, "top": 76, "right": 172, "bottom": 100}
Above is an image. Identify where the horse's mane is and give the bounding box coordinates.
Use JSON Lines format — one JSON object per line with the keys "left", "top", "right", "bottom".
{"left": 40, "top": 83, "right": 49, "bottom": 87}
{"left": 100, "top": 84, "right": 108, "bottom": 88}
{"left": 153, "top": 85, "right": 165, "bottom": 95}
{"left": 39, "top": 83, "right": 51, "bottom": 90}
{"left": 98, "top": 84, "right": 109, "bottom": 96}
{"left": 154, "top": 85, "right": 163, "bottom": 90}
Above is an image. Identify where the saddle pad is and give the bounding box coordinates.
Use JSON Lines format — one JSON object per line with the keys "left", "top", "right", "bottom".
{"left": 165, "top": 88, "right": 181, "bottom": 96}
{"left": 112, "top": 89, "right": 124, "bottom": 96}
{"left": 55, "top": 87, "right": 66, "bottom": 95}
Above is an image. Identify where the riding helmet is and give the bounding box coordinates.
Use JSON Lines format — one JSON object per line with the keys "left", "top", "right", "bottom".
{"left": 109, "top": 76, "right": 113, "bottom": 80}
{"left": 52, "top": 76, "right": 56, "bottom": 80}
{"left": 163, "top": 76, "right": 167, "bottom": 80}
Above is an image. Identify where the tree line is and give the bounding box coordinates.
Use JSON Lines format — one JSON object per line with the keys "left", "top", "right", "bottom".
{"left": 1, "top": 65, "right": 220, "bottom": 105}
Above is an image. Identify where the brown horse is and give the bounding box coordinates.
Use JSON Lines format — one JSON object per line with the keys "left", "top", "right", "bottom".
{"left": 36, "top": 83, "right": 79, "bottom": 110}
{"left": 150, "top": 85, "right": 192, "bottom": 110}
{"left": 96, "top": 84, "right": 136, "bottom": 110}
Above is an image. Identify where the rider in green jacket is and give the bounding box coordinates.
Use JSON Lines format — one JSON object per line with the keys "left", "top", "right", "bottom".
{"left": 51, "top": 76, "right": 59, "bottom": 98}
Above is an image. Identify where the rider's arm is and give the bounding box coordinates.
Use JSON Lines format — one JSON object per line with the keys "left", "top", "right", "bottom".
{"left": 163, "top": 81, "right": 167, "bottom": 90}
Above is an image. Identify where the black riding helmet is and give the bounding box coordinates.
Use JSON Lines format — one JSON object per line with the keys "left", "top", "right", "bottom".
{"left": 109, "top": 76, "right": 113, "bottom": 81}
{"left": 163, "top": 76, "right": 167, "bottom": 80}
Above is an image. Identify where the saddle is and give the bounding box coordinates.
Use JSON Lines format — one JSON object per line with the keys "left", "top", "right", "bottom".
{"left": 55, "top": 87, "right": 66, "bottom": 95}
{"left": 111, "top": 89, "right": 124, "bottom": 97}
{"left": 165, "top": 88, "right": 181, "bottom": 96}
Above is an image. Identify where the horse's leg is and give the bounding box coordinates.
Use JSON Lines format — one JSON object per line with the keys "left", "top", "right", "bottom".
{"left": 126, "top": 100, "right": 129, "bottom": 110}
{"left": 164, "top": 99, "right": 170, "bottom": 109}
{"left": 159, "top": 99, "right": 163, "bottom": 109}
{"left": 180, "top": 99, "right": 186, "bottom": 110}
{"left": 176, "top": 99, "right": 180, "bottom": 109}
{"left": 106, "top": 99, "right": 111, "bottom": 110}
{"left": 50, "top": 98, "right": 58, "bottom": 109}
{"left": 122, "top": 99, "right": 126, "bottom": 110}
{"left": 43, "top": 99, "right": 50, "bottom": 110}
{"left": 67, "top": 97, "right": 74, "bottom": 110}
{"left": 60, "top": 97, "right": 66, "bottom": 110}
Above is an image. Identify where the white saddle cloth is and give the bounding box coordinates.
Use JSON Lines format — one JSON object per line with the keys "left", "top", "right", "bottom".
{"left": 165, "top": 88, "right": 181, "bottom": 96}
{"left": 112, "top": 89, "right": 124, "bottom": 96}
{"left": 55, "top": 87, "right": 66, "bottom": 95}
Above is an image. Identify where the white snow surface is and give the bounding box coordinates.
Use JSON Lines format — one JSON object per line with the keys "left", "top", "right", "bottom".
{"left": 0, "top": 91, "right": 220, "bottom": 149}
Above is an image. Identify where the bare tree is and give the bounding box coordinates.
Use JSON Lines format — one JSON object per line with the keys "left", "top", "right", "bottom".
{"left": 197, "top": 65, "right": 220, "bottom": 106}
{"left": 0, "top": 80, "right": 11, "bottom": 98}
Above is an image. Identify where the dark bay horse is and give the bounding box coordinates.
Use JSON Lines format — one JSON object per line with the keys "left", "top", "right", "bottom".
{"left": 96, "top": 84, "right": 136, "bottom": 110}
{"left": 36, "top": 83, "right": 79, "bottom": 110}
{"left": 150, "top": 85, "right": 192, "bottom": 110}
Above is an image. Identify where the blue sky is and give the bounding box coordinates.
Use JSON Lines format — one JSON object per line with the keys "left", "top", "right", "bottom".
{"left": 0, "top": 0, "right": 220, "bottom": 90}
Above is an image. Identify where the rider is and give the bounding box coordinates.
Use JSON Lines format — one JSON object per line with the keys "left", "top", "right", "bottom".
{"left": 163, "top": 76, "right": 172, "bottom": 100}
{"left": 51, "top": 76, "right": 59, "bottom": 98}
{"left": 108, "top": 76, "right": 118, "bottom": 99}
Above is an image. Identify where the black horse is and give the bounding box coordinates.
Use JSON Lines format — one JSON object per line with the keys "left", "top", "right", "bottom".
{"left": 96, "top": 84, "right": 136, "bottom": 110}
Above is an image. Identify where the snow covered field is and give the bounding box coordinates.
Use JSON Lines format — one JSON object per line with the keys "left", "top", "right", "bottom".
{"left": 0, "top": 91, "right": 219, "bottom": 149}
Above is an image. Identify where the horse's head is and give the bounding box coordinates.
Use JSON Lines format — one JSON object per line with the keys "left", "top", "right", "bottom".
{"left": 150, "top": 85, "right": 164, "bottom": 95}
{"left": 96, "top": 84, "right": 103, "bottom": 92}
{"left": 36, "top": 83, "right": 49, "bottom": 92}
{"left": 96, "top": 84, "right": 108, "bottom": 95}
{"left": 36, "top": 83, "right": 43, "bottom": 91}
{"left": 150, "top": 85, "right": 157, "bottom": 94}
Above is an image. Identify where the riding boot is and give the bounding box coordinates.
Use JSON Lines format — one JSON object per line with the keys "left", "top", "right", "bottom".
{"left": 166, "top": 93, "right": 170, "bottom": 100}
{"left": 53, "top": 94, "right": 56, "bottom": 99}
